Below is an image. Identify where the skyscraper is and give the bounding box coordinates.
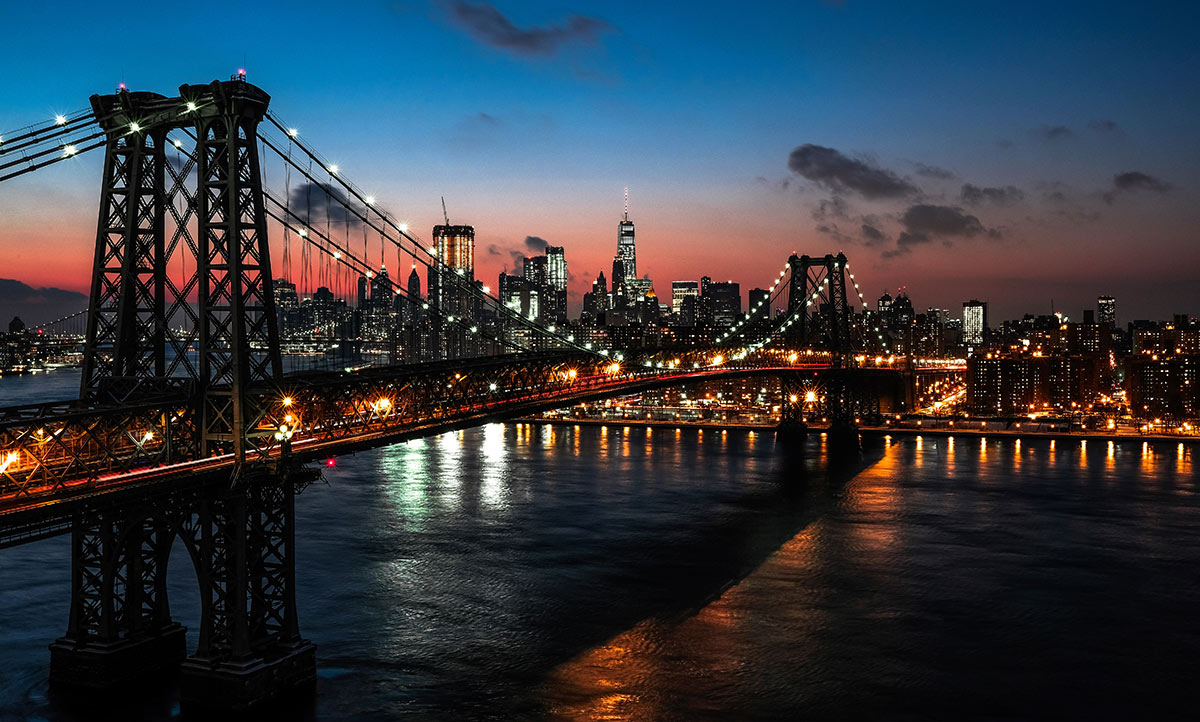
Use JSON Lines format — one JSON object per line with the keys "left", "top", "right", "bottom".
{"left": 671, "top": 281, "right": 700, "bottom": 315}
{"left": 708, "top": 281, "right": 741, "bottom": 328}
{"left": 428, "top": 223, "right": 475, "bottom": 358}
{"left": 613, "top": 190, "right": 636, "bottom": 301}
{"left": 1098, "top": 295, "right": 1116, "bottom": 326}
{"left": 963, "top": 299, "right": 988, "bottom": 347}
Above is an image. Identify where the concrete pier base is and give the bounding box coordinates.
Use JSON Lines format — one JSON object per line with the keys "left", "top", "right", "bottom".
{"left": 49, "top": 623, "right": 187, "bottom": 690}
{"left": 179, "top": 641, "right": 317, "bottom": 712}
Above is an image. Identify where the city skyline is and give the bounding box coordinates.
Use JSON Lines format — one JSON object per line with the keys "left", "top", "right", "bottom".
{"left": 2, "top": 0, "right": 1198, "bottom": 322}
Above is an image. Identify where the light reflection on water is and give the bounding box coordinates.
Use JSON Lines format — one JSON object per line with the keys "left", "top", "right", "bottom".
{"left": 0, "top": 426, "right": 1198, "bottom": 721}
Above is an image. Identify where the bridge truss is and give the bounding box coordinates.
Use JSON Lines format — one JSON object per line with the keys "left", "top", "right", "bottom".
{"left": 0, "top": 74, "right": 926, "bottom": 710}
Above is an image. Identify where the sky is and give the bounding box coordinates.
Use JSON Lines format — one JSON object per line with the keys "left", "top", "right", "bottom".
{"left": 1, "top": 0, "right": 1198, "bottom": 323}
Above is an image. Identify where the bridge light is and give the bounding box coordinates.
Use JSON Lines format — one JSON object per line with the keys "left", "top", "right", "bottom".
{"left": 55, "top": 114, "right": 67, "bottom": 125}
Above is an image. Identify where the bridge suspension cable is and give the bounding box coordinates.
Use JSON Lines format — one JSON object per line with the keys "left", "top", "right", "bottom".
{"left": 168, "top": 125, "right": 527, "bottom": 359}
{"left": 714, "top": 259, "right": 793, "bottom": 345}
{"left": 256, "top": 113, "right": 611, "bottom": 359}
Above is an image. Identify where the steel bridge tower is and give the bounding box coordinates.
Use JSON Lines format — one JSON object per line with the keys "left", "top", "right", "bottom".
{"left": 786, "top": 252, "right": 852, "bottom": 354}
{"left": 54, "top": 77, "right": 312, "bottom": 711}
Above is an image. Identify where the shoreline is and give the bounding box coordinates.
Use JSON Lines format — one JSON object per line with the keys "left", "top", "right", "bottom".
{"left": 519, "top": 416, "right": 1200, "bottom": 446}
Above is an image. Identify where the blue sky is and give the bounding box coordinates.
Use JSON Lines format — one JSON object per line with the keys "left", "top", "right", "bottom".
{"left": 1, "top": 0, "right": 1198, "bottom": 320}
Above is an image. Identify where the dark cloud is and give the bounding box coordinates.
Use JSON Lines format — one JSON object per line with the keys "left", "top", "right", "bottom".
{"left": 1103, "top": 171, "right": 1171, "bottom": 204}
{"left": 960, "top": 183, "right": 1025, "bottom": 207}
{"left": 885, "top": 204, "right": 998, "bottom": 257}
{"left": 860, "top": 224, "right": 885, "bottom": 245}
{"left": 1089, "top": 119, "right": 1122, "bottom": 133}
{"left": 0, "top": 278, "right": 88, "bottom": 326}
{"left": 787, "top": 144, "right": 919, "bottom": 199}
{"left": 523, "top": 235, "right": 549, "bottom": 251}
{"left": 443, "top": 1, "right": 613, "bottom": 56}
{"left": 911, "top": 162, "right": 956, "bottom": 180}
{"left": 902, "top": 204, "right": 988, "bottom": 238}
{"left": 287, "top": 181, "right": 364, "bottom": 229}
{"left": 1113, "top": 171, "right": 1170, "bottom": 192}
{"left": 1037, "top": 125, "right": 1075, "bottom": 141}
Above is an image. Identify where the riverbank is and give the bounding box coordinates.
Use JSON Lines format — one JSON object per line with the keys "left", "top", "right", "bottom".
{"left": 520, "top": 416, "right": 1200, "bottom": 446}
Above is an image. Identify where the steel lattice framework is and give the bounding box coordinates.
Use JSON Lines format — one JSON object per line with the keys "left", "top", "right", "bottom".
{"left": 0, "top": 75, "right": 945, "bottom": 711}
{"left": 787, "top": 252, "right": 853, "bottom": 354}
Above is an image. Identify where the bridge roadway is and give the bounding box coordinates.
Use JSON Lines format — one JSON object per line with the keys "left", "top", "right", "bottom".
{"left": 0, "top": 350, "right": 921, "bottom": 547}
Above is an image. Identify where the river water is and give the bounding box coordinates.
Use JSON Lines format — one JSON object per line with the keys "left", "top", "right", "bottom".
{"left": 1, "top": 370, "right": 1198, "bottom": 720}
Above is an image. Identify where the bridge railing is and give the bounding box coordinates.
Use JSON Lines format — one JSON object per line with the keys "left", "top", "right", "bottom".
{"left": 0, "top": 397, "right": 198, "bottom": 500}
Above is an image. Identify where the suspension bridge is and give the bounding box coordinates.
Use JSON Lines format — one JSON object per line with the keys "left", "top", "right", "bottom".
{"left": 0, "top": 75, "right": 958, "bottom": 710}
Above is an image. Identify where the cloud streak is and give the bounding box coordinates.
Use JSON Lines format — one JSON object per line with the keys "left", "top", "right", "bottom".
{"left": 1103, "top": 171, "right": 1171, "bottom": 204}
{"left": 885, "top": 204, "right": 999, "bottom": 257}
{"left": 444, "top": 1, "right": 612, "bottom": 56}
{"left": 787, "top": 144, "right": 918, "bottom": 199}
{"left": 960, "top": 183, "right": 1025, "bottom": 207}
